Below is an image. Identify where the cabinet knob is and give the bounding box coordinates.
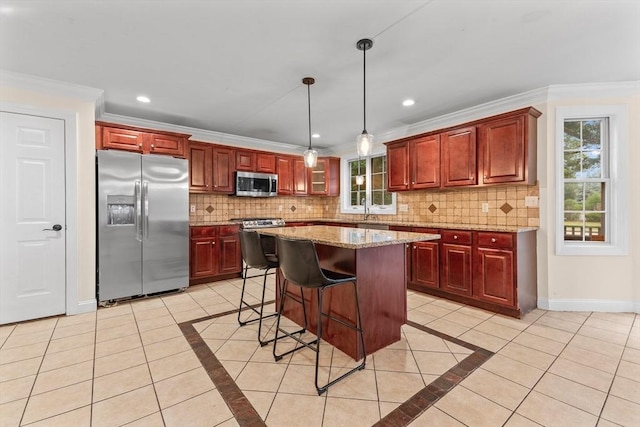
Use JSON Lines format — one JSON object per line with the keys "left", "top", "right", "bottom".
{"left": 454, "top": 235, "right": 458, "bottom": 239}
{"left": 413, "top": 245, "right": 416, "bottom": 249}
{"left": 491, "top": 238, "right": 496, "bottom": 243}
{"left": 151, "top": 144, "right": 155, "bottom": 149}
{"left": 138, "top": 143, "right": 143, "bottom": 148}
{"left": 211, "top": 241, "right": 216, "bottom": 245}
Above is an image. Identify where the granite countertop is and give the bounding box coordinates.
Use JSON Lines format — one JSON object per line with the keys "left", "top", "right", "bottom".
{"left": 256, "top": 225, "right": 440, "bottom": 249}
{"left": 189, "top": 219, "right": 538, "bottom": 233}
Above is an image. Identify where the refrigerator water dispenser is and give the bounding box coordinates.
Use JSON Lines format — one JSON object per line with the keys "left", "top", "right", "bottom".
{"left": 106, "top": 195, "right": 135, "bottom": 225}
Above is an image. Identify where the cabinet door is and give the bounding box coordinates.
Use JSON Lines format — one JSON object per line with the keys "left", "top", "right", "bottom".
{"left": 441, "top": 243, "right": 472, "bottom": 296}
{"left": 410, "top": 241, "right": 439, "bottom": 289}
{"left": 188, "top": 143, "right": 212, "bottom": 192}
{"left": 442, "top": 126, "right": 476, "bottom": 187}
{"left": 293, "top": 158, "right": 308, "bottom": 195}
{"left": 277, "top": 156, "right": 294, "bottom": 195}
{"left": 148, "top": 133, "right": 186, "bottom": 158}
{"left": 386, "top": 141, "right": 410, "bottom": 191}
{"left": 474, "top": 247, "right": 515, "bottom": 307}
{"left": 236, "top": 150, "right": 256, "bottom": 171}
{"left": 256, "top": 152, "right": 276, "bottom": 173}
{"left": 478, "top": 114, "right": 525, "bottom": 185}
{"left": 308, "top": 158, "right": 328, "bottom": 195}
{"left": 218, "top": 234, "right": 242, "bottom": 274}
{"left": 102, "top": 127, "right": 145, "bottom": 153}
{"left": 190, "top": 238, "right": 217, "bottom": 278}
{"left": 411, "top": 134, "right": 440, "bottom": 189}
{"left": 212, "top": 147, "right": 235, "bottom": 193}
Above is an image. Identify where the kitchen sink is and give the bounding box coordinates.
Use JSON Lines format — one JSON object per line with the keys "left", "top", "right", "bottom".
{"left": 356, "top": 223, "right": 389, "bottom": 230}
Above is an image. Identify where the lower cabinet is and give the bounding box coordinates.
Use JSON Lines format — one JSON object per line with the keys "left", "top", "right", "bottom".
{"left": 190, "top": 225, "right": 242, "bottom": 284}
{"left": 406, "top": 227, "right": 536, "bottom": 318}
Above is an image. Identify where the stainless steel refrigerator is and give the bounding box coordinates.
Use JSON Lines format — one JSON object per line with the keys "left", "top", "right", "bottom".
{"left": 97, "top": 150, "right": 189, "bottom": 303}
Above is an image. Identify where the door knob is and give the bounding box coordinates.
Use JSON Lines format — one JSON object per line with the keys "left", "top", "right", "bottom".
{"left": 43, "top": 224, "right": 62, "bottom": 231}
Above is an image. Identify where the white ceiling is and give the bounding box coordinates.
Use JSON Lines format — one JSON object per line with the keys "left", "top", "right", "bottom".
{"left": 1, "top": 0, "right": 639, "bottom": 153}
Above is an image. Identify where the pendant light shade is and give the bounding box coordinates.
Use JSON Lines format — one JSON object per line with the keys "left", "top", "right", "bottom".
{"left": 356, "top": 38, "right": 373, "bottom": 157}
{"left": 302, "top": 77, "right": 318, "bottom": 168}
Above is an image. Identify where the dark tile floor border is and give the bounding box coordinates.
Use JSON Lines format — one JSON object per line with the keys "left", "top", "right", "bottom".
{"left": 179, "top": 306, "right": 494, "bottom": 427}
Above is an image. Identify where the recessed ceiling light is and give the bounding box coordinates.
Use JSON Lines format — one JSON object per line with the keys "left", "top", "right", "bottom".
{"left": 136, "top": 95, "right": 151, "bottom": 103}
{"left": 312, "top": 133, "right": 320, "bottom": 138}
{"left": 402, "top": 99, "right": 415, "bottom": 107}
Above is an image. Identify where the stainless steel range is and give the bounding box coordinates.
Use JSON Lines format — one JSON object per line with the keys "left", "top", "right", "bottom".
{"left": 231, "top": 218, "right": 286, "bottom": 229}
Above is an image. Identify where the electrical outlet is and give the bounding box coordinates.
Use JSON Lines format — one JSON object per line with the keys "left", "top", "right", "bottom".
{"left": 399, "top": 204, "right": 409, "bottom": 212}
{"left": 482, "top": 202, "right": 489, "bottom": 213}
{"left": 278, "top": 205, "right": 283, "bottom": 212}
{"left": 525, "top": 196, "right": 539, "bottom": 207}
{"left": 189, "top": 204, "right": 196, "bottom": 213}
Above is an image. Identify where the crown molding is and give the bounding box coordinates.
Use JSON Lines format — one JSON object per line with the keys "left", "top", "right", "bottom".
{"left": 0, "top": 69, "right": 104, "bottom": 102}
{"left": 546, "top": 80, "right": 640, "bottom": 100}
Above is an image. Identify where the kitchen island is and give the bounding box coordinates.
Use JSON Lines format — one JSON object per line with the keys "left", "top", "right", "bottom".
{"left": 257, "top": 225, "right": 440, "bottom": 360}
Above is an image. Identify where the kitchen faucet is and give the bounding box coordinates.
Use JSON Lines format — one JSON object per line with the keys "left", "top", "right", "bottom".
{"left": 362, "top": 197, "right": 371, "bottom": 220}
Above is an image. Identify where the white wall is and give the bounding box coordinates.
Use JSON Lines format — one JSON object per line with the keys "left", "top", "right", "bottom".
{"left": 0, "top": 80, "right": 100, "bottom": 313}
{"left": 537, "top": 86, "right": 640, "bottom": 312}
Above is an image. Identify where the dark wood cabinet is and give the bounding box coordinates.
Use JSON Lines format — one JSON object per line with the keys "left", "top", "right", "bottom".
{"left": 277, "top": 156, "right": 294, "bottom": 195}
{"left": 308, "top": 157, "right": 340, "bottom": 196}
{"left": 188, "top": 142, "right": 212, "bottom": 192}
{"left": 96, "top": 122, "right": 188, "bottom": 158}
{"left": 293, "top": 158, "right": 308, "bottom": 195}
{"left": 190, "top": 225, "right": 242, "bottom": 284}
{"left": 188, "top": 142, "right": 234, "bottom": 194}
{"left": 406, "top": 227, "right": 440, "bottom": 292}
{"left": 236, "top": 150, "right": 255, "bottom": 171}
{"left": 474, "top": 232, "right": 515, "bottom": 307}
{"left": 211, "top": 146, "right": 235, "bottom": 193}
{"left": 256, "top": 152, "right": 277, "bottom": 173}
{"left": 478, "top": 107, "right": 540, "bottom": 185}
{"left": 440, "top": 230, "right": 473, "bottom": 296}
{"left": 387, "top": 135, "right": 440, "bottom": 191}
{"left": 441, "top": 126, "right": 476, "bottom": 187}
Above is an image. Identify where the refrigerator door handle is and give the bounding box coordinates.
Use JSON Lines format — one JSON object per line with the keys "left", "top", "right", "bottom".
{"left": 143, "top": 181, "right": 149, "bottom": 240}
{"left": 135, "top": 181, "right": 142, "bottom": 242}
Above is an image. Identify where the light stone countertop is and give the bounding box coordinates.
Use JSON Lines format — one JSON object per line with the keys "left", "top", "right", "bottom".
{"left": 256, "top": 225, "right": 440, "bottom": 249}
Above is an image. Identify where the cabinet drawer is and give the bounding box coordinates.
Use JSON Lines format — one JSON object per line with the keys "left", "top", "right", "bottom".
{"left": 412, "top": 227, "right": 438, "bottom": 234}
{"left": 440, "top": 230, "right": 473, "bottom": 245}
{"left": 218, "top": 225, "right": 240, "bottom": 236}
{"left": 477, "top": 232, "right": 513, "bottom": 249}
{"left": 190, "top": 226, "right": 216, "bottom": 238}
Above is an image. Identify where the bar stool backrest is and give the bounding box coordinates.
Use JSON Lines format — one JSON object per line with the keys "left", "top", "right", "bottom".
{"left": 276, "top": 237, "right": 329, "bottom": 289}
{"left": 239, "top": 230, "right": 271, "bottom": 269}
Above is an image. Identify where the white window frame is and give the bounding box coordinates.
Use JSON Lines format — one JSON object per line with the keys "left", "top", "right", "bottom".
{"left": 340, "top": 152, "right": 397, "bottom": 216}
{"left": 555, "top": 105, "right": 628, "bottom": 256}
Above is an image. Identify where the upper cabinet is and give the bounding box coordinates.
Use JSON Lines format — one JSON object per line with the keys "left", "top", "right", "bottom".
{"left": 441, "top": 126, "right": 476, "bottom": 187}
{"left": 308, "top": 157, "right": 340, "bottom": 196}
{"left": 478, "top": 107, "right": 540, "bottom": 186}
{"left": 188, "top": 142, "right": 235, "bottom": 194}
{"left": 96, "top": 122, "right": 188, "bottom": 158}
{"left": 276, "top": 155, "right": 294, "bottom": 195}
{"left": 385, "top": 107, "right": 540, "bottom": 192}
{"left": 387, "top": 135, "right": 440, "bottom": 192}
{"left": 236, "top": 149, "right": 277, "bottom": 173}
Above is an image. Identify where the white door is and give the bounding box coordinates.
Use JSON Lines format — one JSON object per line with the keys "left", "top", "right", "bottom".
{"left": 0, "top": 111, "right": 66, "bottom": 324}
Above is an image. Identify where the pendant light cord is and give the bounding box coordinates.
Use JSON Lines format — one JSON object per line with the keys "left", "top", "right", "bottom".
{"left": 307, "top": 82, "right": 312, "bottom": 150}
{"left": 362, "top": 47, "right": 367, "bottom": 132}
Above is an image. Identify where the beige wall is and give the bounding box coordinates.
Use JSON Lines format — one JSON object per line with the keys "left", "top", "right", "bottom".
{"left": 0, "top": 85, "right": 97, "bottom": 310}
{"left": 538, "top": 93, "right": 639, "bottom": 311}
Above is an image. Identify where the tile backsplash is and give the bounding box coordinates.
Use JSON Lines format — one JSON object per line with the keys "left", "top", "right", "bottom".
{"left": 189, "top": 184, "right": 539, "bottom": 227}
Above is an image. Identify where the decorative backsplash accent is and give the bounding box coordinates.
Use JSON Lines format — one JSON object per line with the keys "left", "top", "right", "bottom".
{"left": 189, "top": 183, "right": 540, "bottom": 227}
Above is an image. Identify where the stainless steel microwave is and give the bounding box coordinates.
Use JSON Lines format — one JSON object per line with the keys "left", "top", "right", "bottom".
{"left": 235, "top": 171, "right": 278, "bottom": 197}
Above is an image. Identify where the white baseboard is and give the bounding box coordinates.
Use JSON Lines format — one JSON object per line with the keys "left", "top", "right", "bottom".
{"left": 538, "top": 297, "right": 639, "bottom": 313}
{"left": 67, "top": 299, "right": 97, "bottom": 316}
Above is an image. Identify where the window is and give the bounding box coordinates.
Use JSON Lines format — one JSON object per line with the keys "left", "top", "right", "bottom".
{"left": 556, "top": 105, "right": 628, "bottom": 256}
{"left": 342, "top": 154, "right": 396, "bottom": 215}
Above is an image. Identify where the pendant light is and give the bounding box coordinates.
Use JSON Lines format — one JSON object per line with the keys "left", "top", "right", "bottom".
{"left": 302, "top": 77, "right": 318, "bottom": 168}
{"left": 356, "top": 38, "right": 373, "bottom": 157}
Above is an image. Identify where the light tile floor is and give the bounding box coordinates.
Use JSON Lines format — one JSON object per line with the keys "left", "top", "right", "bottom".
{"left": 0, "top": 271, "right": 638, "bottom": 426}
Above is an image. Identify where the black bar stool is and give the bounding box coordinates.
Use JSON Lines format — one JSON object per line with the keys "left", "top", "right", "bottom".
{"left": 237, "top": 230, "right": 280, "bottom": 346}
{"left": 273, "top": 236, "right": 366, "bottom": 395}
